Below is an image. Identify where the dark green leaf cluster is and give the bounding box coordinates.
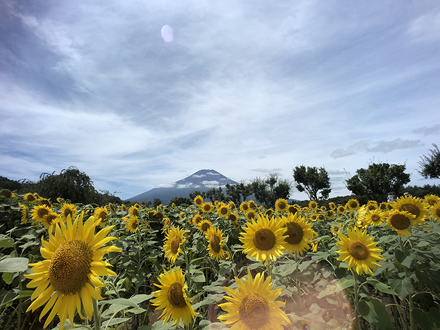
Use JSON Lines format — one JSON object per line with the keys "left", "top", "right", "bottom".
{"left": 419, "top": 143, "right": 440, "bottom": 179}
{"left": 293, "top": 165, "right": 331, "bottom": 201}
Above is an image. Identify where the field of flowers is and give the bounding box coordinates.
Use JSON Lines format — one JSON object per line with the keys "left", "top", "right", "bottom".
{"left": 1, "top": 190, "right": 440, "bottom": 330}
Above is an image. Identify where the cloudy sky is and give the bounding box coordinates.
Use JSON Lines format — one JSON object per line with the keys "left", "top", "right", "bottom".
{"left": 1, "top": 0, "right": 440, "bottom": 201}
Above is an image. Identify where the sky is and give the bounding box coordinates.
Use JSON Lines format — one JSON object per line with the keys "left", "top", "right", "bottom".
{"left": 1, "top": 0, "right": 440, "bottom": 201}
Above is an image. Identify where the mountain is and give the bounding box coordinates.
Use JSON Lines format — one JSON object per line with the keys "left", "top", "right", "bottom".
{"left": 127, "top": 169, "right": 238, "bottom": 204}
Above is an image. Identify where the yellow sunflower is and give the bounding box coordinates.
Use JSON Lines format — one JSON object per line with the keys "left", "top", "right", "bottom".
{"left": 25, "top": 213, "right": 121, "bottom": 330}
{"left": 274, "top": 199, "right": 288, "bottom": 213}
{"left": 308, "top": 201, "right": 318, "bottom": 210}
{"left": 280, "top": 213, "right": 314, "bottom": 254}
{"left": 265, "top": 209, "right": 274, "bottom": 217}
{"left": 163, "top": 226, "right": 186, "bottom": 264}
{"left": 129, "top": 205, "right": 139, "bottom": 217}
{"left": 329, "top": 202, "right": 336, "bottom": 210}
{"left": 248, "top": 200, "right": 258, "bottom": 210}
{"left": 19, "top": 204, "right": 29, "bottom": 224}
{"left": 366, "top": 209, "right": 386, "bottom": 226}
{"left": 60, "top": 203, "right": 77, "bottom": 222}
{"left": 206, "top": 226, "right": 226, "bottom": 261}
{"left": 429, "top": 202, "right": 440, "bottom": 222}
{"left": 201, "top": 202, "right": 214, "bottom": 213}
{"left": 198, "top": 220, "right": 213, "bottom": 234}
{"left": 386, "top": 210, "right": 415, "bottom": 236}
{"left": 94, "top": 207, "right": 109, "bottom": 227}
{"left": 125, "top": 216, "right": 139, "bottom": 233}
{"left": 192, "top": 214, "right": 203, "bottom": 226}
{"left": 240, "top": 201, "right": 250, "bottom": 212}
{"left": 337, "top": 205, "right": 345, "bottom": 214}
{"left": 150, "top": 267, "right": 197, "bottom": 326}
{"left": 24, "top": 193, "right": 38, "bottom": 203}
{"left": 245, "top": 209, "right": 257, "bottom": 221}
{"left": 393, "top": 196, "right": 427, "bottom": 227}
{"left": 423, "top": 194, "right": 440, "bottom": 208}
{"left": 193, "top": 195, "right": 204, "bottom": 208}
{"left": 1, "top": 189, "right": 13, "bottom": 198}
{"left": 218, "top": 268, "right": 290, "bottom": 330}
{"left": 287, "top": 205, "right": 297, "bottom": 215}
{"left": 31, "top": 205, "right": 52, "bottom": 223}
{"left": 346, "top": 199, "right": 360, "bottom": 210}
{"left": 217, "top": 204, "right": 230, "bottom": 218}
{"left": 41, "top": 210, "right": 59, "bottom": 229}
{"left": 239, "top": 214, "right": 286, "bottom": 264}
{"left": 336, "top": 228, "right": 385, "bottom": 276}
{"left": 326, "top": 210, "right": 336, "bottom": 219}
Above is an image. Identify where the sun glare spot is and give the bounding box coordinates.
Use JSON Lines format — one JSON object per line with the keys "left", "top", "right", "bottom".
{"left": 161, "top": 25, "right": 174, "bottom": 43}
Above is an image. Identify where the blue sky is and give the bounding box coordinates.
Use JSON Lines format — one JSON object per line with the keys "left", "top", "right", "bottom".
{"left": 1, "top": 0, "right": 439, "bottom": 201}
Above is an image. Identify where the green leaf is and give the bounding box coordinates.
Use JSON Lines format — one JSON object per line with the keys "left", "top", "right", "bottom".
{"left": 389, "top": 277, "right": 414, "bottom": 300}
{"left": 338, "top": 278, "right": 355, "bottom": 290}
{"left": 0, "top": 237, "right": 14, "bottom": 248}
{"left": 0, "top": 257, "right": 29, "bottom": 273}
{"left": 298, "top": 259, "right": 314, "bottom": 272}
{"left": 358, "top": 297, "right": 394, "bottom": 330}
{"left": 395, "top": 249, "right": 415, "bottom": 268}
{"left": 367, "top": 278, "right": 397, "bottom": 295}
{"left": 192, "top": 270, "right": 206, "bottom": 283}
{"left": 2, "top": 272, "right": 13, "bottom": 285}
{"left": 412, "top": 308, "right": 433, "bottom": 330}
{"left": 102, "top": 317, "right": 130, "bottom": 327}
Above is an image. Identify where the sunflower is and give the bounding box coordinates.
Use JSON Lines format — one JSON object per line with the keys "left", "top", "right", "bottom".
{"left": 94, "top": 207, "right": 109, "bottom": 227}
{"left": 201, "top": 202, "right": 214, "bottom": 213}
{"left": 329, "top": 202, "right": 336, "bottom": 210}
{"left": 60, "top": 204, "right": 77, "bottom": 222}
{"left": 265, "top": 209, "right": 274, "bottom": 217}
{"left": 1, "top": 189, "right": 13, "bottom": 198}
{"left": 245, "top": 209, "right": 257, "bottom": 221}
{"left": 346, "top": 199, "right": 360, "bottom": 210}
{"left": 310, "top": 214, "right": 318, "bottom": 222}
{"left": 19, "top": 204, "right": 29, "bottom": 224}
{"left": 336, "top": 227, "right": 385, "bottom": 276}
{"left": 424, "top": 194, "right": 440, "bottom": 208}
{"left": 24, "top": 193, "right": 38, "bottom": 203}
{"left": 129, "top": 205, "right": 139, "bottom": 217}
{"left": 393, "top": 196, "right": 427, "bottom": 227}
{"left": 218, "top": 268, "right": 290, "bottom": 330}
{"left": 386, "top": 210, "right": 415, "bottom": 236}
{"left": 287, "top": 205, "right": 297, "bottom": 215}
{"left": 240, "top": 201, "right": 250, "bottom": 212}
{"left": 151, "top": 267, "right": 197, "bottom": 326}
{"left": 39, "top": 198, "right": 52, "bottom": 208}
{"left": 121, "top": 204, "right": 127, "bottom": 211}
{"left": 379, "top": 202, "right": 388, "bottom": 211}
{"left": 326, "top": 210, "right": 336, "bottom": 219}
{"left": 249, "top": 200, "right": 258, "bottom": 210}
{"left": 193, "top": 195, "right": 204, "bottom": 207}
{"left": 429, "top": 202, "right": 440, "bottom": 222}
{"left": 31, "top": 205, "right": 52, "bottom": 223}
{"left": 206, "top": 226, "right": 226, "bottom": 261}
{"left": 308, "top": 201, "right": 318, "bottom": 210}
{"left": 40, "top": 210, "right": 59, "bottom": 228}
{"left": 125, "top": 216, "right": 139, "bottom": 233}
{"left": 198, "top": 220, "right": 213, "bottom": 234}
{"left": 217, "top": 204, "right": 230, "bottom": 218}
{"left": 25, "top": 213, "right": 121, "bottom": 330}
{"left": 366, "top": 210, "right": 386, "bottom": 226}
{"left": 274, "top": 199, "right": 288, "bottom": 213}
{"left": 239, "top": 214, "right": 286, "bottom": 264}
{"left": 280, "top": 213, "right": 314, "bottom": 254}
{"left": 163, "top": 226, "right": 186, "bottom": 264}
{"left": 337, "top": 205, "right": 345, "bottom": 214}
{"left": 192, "top": 214, "right": 203, "bottom": 226}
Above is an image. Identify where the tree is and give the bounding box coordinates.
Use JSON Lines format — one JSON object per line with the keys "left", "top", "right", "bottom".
{"left": 418, "top": 144, "right": 440, "bottom": 179}
{"left": 36, "top": 166, "right": 98, "bottom": 204}
{"left": 204, "top": 187, "right": 227, "bottom": 203}
{"left": 251, "top": 173, "right": 291, "bottom": 209}
{"left": 225, "top": 182, "right": 253, "bottom": 206}
{"left": 293, "top": 166, "right": 331, "bottom": 201}
{"left": 346, "top": 163, "right": 410, "bottom": 202}
{"left": 169, "top": 196, "right": 193, "bottom": 206}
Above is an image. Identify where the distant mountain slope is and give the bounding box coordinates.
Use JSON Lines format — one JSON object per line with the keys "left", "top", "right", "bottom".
{"left": 127, "top": 169, "right": 238, "bottom": 204}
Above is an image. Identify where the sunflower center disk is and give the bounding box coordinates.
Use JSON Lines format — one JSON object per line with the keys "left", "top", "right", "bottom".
{"left": 371, "top": 215, "right": 380, "bottom": 223}
{"left": 38, "top": 208, "right": 49, "bottom": 218}
{"left": 210, "top": 235, "right": 221, "bottom": 253}
{"left": 284, "top": 222, "right": 304, "bottom": 245}
{"left": 48, "top": 240, "right": 92, "bottom": 295}
{"left": 391, "top": 214, "right": 411, "bottom": 230}
{"left": 170, "top": 236, "right": 182, "bottom": 254}
{"left": 399, "top": 204, "right": 420, "bottom": 218}
{"left": 239, "top": 293, "right": 269, "bottom": 328}
{"left": 348, "top": 242, "right": 369, "bottom": 260}
{"left": 253, "top": 228, "right": 276, "bottom": 251}
{"left": 201, "top": 223, "right": 210, "bottom": 232}
{"left": 167, "top": 282, "right": 187, "bottom": 308}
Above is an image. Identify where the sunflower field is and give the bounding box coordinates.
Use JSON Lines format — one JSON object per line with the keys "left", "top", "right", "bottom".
{"left": 1, "top": 189, "right": 440, "bottom": 330}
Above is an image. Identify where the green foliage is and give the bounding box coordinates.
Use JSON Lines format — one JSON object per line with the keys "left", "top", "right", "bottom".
{"left": 169, "top": 196, "right": 193, "bottom": 206}
{"left": 419, "top": 143, "right": 440, "bottom": 179}
{"left": 224, "top": 182, "right": 253, "bottom": 206}
{"left": 251, "top": 173, "right": 290, "bottom": 208}
{"left": 36, "top": 166, "right": 97, "bottom": 203}
{"left": 293, "top": 165, "right": 331, "bottom": 201}
{"left": 346, "top": 163, "right": 410, "bottom": 202}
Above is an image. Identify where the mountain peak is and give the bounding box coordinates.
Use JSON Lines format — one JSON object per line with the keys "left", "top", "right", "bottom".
{"left": 175, "top": 169, "right": 237, "bottom": 189}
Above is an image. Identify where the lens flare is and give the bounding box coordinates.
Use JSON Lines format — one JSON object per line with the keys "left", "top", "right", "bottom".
{"left": 161, "top": 25, "right": 174, "bottom": 42}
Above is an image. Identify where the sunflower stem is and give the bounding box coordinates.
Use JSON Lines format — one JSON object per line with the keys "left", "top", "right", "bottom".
{"left": 351, "top": 270, "right": 360, "bottom": 330}
{"left": 93, "top": 298, "right": 100, "bottom": 330}
{"left": 392, "top": 294, "right": 408, "bottom": 330}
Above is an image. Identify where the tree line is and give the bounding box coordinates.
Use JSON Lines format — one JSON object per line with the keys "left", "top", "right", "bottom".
{"left": 2, "top": 143, "right": 439, "bottom": 207}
